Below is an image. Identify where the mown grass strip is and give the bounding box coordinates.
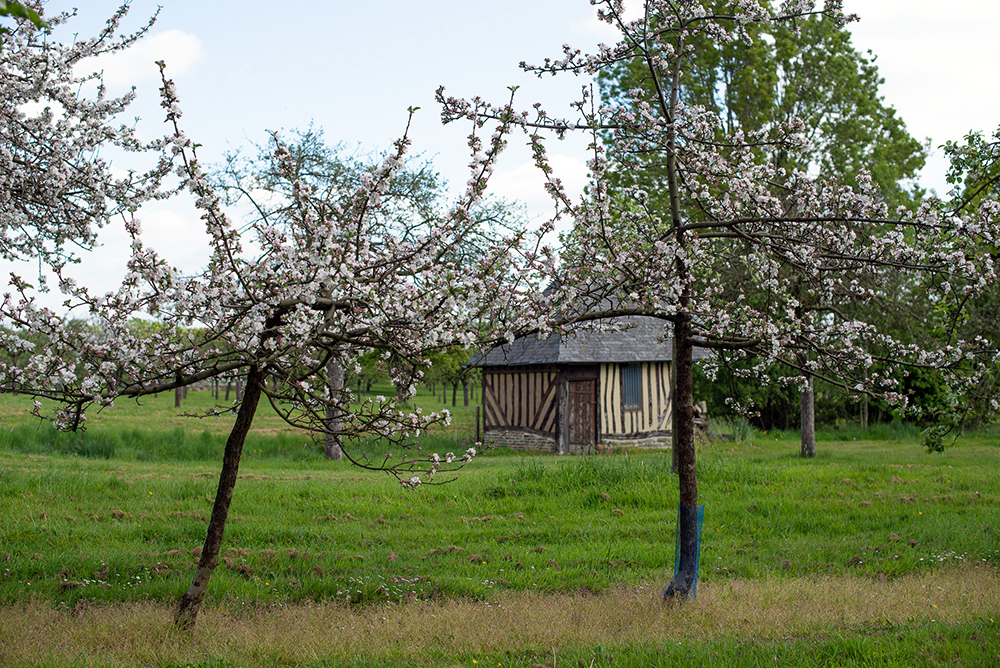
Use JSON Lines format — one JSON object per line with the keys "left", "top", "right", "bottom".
{"left": 1, "top": 567, "right": 997, "bottom": 667}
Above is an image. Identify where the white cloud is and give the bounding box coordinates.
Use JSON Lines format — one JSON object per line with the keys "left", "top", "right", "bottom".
{"left": 846, "top": 3, "right": 999, "bottom": 137}
{"left": 489, "top": 153, "right": 591, "bottom": 225}
{"left": 574, "top": 12, "right": 621, "bottom": 42}
{"left": 76, "top": 30, "right": 206, "bottom": 88}
{"left": 138, "top": 203, "right": 211, "bottom": 272}
{"left": 57, "top": 198, "right": 210, "bottom": 302}
{"left": 0, "top": 198, "right": 209, "bottom": 314}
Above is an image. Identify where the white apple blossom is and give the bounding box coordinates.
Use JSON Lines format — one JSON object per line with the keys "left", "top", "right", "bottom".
{"left": 0, "top": 5, "right": 172, "bottom": 268}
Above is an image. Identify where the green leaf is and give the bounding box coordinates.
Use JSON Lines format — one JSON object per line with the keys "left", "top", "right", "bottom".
{"left": 0, "top": 1, "right": 49, "bottom": 30}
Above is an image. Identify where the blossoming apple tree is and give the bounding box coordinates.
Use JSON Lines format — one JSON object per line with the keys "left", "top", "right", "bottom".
{"left": 0, "top": 8, "right": 541, "bottom": 627}
{"left": 438, "top": 0, "right": 1000, "bottom": 598}
{"left": 211, "top": 125, "right": 527, "bottom": 457}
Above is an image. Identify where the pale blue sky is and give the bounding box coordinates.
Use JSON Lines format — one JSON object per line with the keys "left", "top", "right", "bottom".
{"left": 14, "top": 1, "right": 1000, "bottom": 304}
{"left": 51, "top": 0, "right": 998, "bottom": 196}
{"left": 54, "top": 0, "right": 604, "bottom": 196}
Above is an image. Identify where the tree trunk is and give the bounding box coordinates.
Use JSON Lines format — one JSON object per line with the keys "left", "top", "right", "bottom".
{"left": 451, "top": 382, "right": 457, "bottom": 407}
{"left": 860, "top": 394, "right": 869, "bottom": 430}
{"left": 324, "top": 359, "right": 344, "bottom": 461}
{"left": 664, "top": 315, "right": 699, "bottom": 599}
{"left": 659, "top": 36, "right": 699, "bottom": 601}
{"left": 174, "top": 366, "right": 264, "bottom": 629}
{"left": 174, "top": 386, "right": 182, "bottom": 408}
{"left": 800, "top": 373, "right": 816, "bottom": 458}
{"left": 462, "top": 378, "right": 469, "bottom": 407}
{"left": 671, "top": 334, "right": 679, "bottom": 475}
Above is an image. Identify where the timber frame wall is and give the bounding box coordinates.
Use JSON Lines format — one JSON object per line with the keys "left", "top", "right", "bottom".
{"left": 482, "top": 365, "right": 561, "bottom": 441}
{"left": 599, "top": 361, "right": 672, "bottom": 438}
{"left": 482, "top": 361, "right": 673, "bottom": 454}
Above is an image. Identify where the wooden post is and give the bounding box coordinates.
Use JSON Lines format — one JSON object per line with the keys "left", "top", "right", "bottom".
{"left": 475, "top": 406, "right": 481, "bottom": 444}
{"left": 325, "top": 358, "right": 344, "bottom": 461}
{"left": 557, "top": 379, "right": 568, "bottom": 455}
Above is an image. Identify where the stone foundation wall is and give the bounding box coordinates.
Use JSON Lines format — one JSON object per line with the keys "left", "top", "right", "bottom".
{"left": 484, "top": 429, "right": 557, "bottom": 453}
{"left": 601, "top": 434, "right": 672, "bottom": 452}
{"left": 486, "top": 428, "right": 675, "bottom": 454}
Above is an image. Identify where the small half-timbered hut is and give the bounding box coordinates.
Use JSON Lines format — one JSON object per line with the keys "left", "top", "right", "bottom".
{"left": 472, "top": 316, "right": 709, "bottom": 454}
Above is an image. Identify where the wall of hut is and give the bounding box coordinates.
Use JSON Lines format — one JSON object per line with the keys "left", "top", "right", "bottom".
{"left": 599, "top": 361, "right": 672, "bottom": 438}
{"left": 482, "top": 361, "right": 673, "bottom": 453}
{"left": 481, "top": 365, "right": 560, "bottom": 447}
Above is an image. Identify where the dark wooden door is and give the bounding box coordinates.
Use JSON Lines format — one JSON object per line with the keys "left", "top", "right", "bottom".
{"left": 567, "top": 379, "right": 596, "bottom": 447}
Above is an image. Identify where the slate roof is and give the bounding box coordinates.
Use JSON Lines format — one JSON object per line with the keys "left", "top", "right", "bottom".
{"left": 471, "top": 315, "right": 711, "bottom": 366}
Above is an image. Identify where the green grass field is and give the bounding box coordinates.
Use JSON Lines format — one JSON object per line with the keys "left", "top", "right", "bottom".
{"left": 1, "top": 388, "right": 998, "bottom": 667}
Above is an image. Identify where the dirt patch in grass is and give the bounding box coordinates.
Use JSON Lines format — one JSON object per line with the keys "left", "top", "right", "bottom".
{"left": 1, "top": 564, "right": 997, "bottom": 667}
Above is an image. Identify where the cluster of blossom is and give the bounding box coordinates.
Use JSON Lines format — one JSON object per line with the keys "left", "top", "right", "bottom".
{"left": 400, "top": 446, "right": 479, "bottom": 488}
{"left": 0, "top": 5, "right": 173, "bottom": 268}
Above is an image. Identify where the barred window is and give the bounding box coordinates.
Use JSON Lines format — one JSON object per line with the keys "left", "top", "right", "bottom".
{"left": 622, "top": 364, "right": 641, "bottom": 411}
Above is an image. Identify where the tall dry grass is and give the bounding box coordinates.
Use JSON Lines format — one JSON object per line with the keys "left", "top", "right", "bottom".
{"left": 2, "top": 564, "right": 997, "bottom": 667}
